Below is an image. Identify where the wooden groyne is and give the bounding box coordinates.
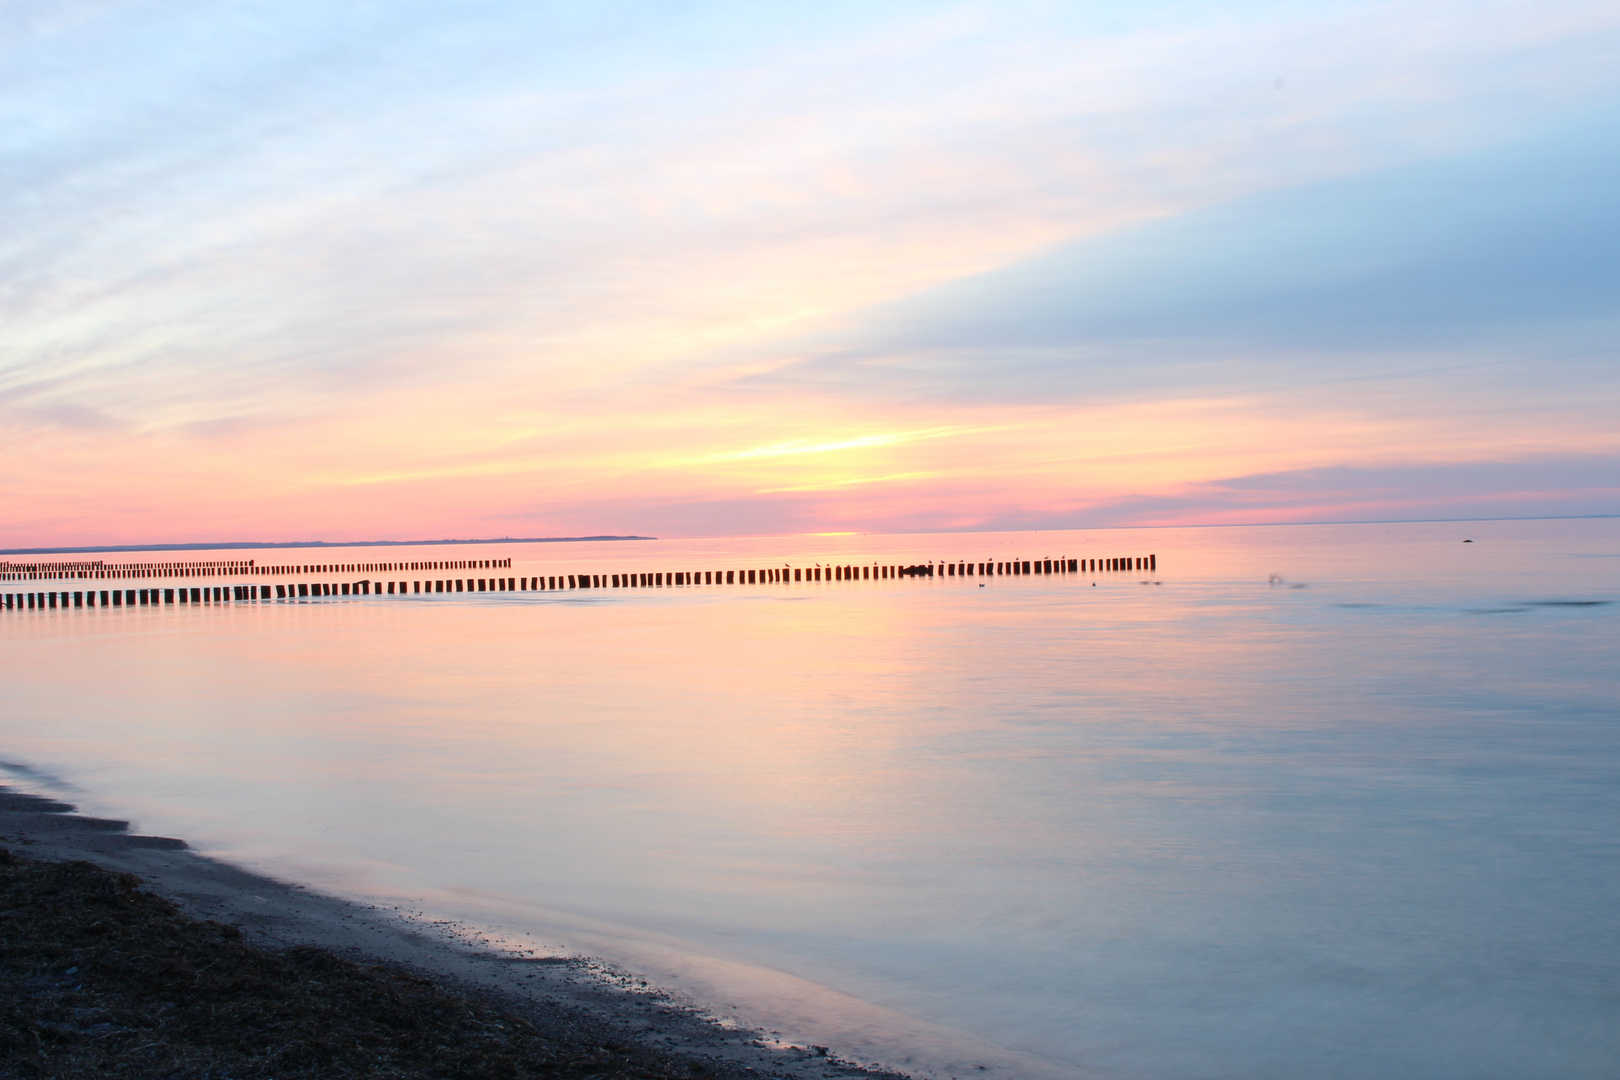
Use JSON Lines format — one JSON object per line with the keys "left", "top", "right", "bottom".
{"left": 0, "top": 557, "right": 513, "bottom": 582}
{"left": 1, "top": 555, "right": 1156, "bottom": 610}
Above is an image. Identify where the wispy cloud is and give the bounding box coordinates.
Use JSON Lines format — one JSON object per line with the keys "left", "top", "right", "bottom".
{"left": 757, "top": 473, "right": 936, "bottom": 494}
{"left": 692, "top": 428, "right": 982, "bottom": 465}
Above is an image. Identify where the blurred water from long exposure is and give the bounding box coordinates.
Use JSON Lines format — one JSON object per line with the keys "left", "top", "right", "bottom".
{"left": 2, "top": 519, "right": 1617, "bottom": 1079}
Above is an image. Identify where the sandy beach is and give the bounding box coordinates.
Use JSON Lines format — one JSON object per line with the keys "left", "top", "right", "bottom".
{"left": 0, "top": 781, "right": 911, "bottom": 1079}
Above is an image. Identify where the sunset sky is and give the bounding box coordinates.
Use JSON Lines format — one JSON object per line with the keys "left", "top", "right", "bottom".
{"left": 4, "top": 0, "right": 1618, "bottom": 546}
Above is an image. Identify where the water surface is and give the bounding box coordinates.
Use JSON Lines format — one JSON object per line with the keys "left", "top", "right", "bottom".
{"left": 3, "top": 520, "right": 1617, "bottom": 1078}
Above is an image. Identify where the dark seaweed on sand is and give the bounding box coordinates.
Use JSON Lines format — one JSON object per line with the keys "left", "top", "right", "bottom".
{"left": 0, "top": 850, "right": 708, "bottom": 1079}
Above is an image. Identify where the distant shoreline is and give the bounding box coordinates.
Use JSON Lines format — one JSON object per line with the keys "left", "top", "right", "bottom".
{"left": 0, "top": 536, "right": 656, "bottom": 557}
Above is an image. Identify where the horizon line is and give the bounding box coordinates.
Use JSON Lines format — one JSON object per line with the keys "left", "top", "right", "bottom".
{"left": 5, "top": 512, "right": 1616, "bottom": 557}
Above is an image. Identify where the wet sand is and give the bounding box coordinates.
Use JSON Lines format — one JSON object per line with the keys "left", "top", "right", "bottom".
{"left": 0, "top": 782, "right": 910, "bottom": 1079}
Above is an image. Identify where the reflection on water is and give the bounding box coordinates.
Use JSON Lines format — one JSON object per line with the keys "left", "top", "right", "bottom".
{"left": 3, "top": 520, "right": 1619, "bottom": 1079}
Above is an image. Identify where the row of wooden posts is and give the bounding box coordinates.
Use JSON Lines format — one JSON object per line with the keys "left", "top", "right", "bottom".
{"left": 0, "top": 557, "right": 514, "bottom": 583}
{"left": 1, "top": 555, "right": 1157, "bottom": 611}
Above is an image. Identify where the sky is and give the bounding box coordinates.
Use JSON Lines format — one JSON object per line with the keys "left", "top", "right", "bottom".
{"left": 3, "top": 0, "right": 1618, "bottom": 545}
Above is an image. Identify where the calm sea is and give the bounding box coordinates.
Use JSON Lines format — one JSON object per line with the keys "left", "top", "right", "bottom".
{"left": 2, "top": 519, "right": 1617, "bottom": 1079}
